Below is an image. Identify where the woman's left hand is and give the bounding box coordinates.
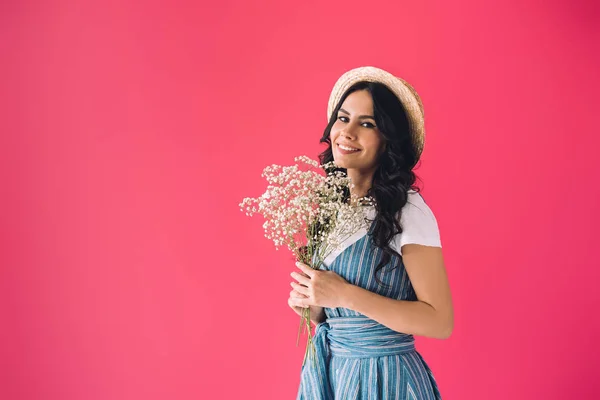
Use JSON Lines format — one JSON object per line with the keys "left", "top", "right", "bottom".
{"left": 290, "top": 262, "right": 352, "bottom": 309}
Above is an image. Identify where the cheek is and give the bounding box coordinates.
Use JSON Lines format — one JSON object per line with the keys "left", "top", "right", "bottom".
{"left": 364, "top": 137, "right": 382, "bottom": 153}
{"left": 330, "top": 130, "right": 340, "bottom": 143}
{"left": 330, "top": 120, "right": 344, "bottom": 135}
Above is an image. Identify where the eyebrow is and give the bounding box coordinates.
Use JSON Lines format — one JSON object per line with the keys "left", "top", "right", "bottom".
{"left": 339, "top": 108, "right": 375, "bottom": 120}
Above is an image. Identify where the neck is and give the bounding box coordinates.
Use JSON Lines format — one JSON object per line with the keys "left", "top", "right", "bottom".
{"left": 347, "top": 168, "right": 375, "bottom": 199}
{"left": 347, "top": 169, "right": 374, "bottom": 205}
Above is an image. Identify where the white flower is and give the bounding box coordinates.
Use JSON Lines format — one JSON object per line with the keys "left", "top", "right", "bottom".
{"left": 239, "top": 155, "right": 376, "bottom": 365}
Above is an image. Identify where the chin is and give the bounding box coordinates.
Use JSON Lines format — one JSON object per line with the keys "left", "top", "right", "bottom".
{"left": 332, "top": 156, "right": 348, "bottom": 169}
{"left": 333, "top": 160, "right": 346, "bottom": 169}
{"left": 335, "top": 160, "right": 358, "bottom": 170}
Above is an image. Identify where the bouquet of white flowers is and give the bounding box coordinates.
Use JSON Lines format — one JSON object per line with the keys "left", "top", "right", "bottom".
{"left": 239, "top": 156, "right": 373, "bottom": 365}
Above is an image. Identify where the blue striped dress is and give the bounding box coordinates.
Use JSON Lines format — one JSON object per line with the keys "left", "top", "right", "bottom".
{"left": 297, "top": 195, "right": 443, "bottom": 399}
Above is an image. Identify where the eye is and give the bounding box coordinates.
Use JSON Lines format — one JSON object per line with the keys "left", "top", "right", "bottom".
{"left": 338, "top": 116, "right": 349, "bottom": 123}
{"left": 362, "top": 122, "right": 376, "bottom": 128}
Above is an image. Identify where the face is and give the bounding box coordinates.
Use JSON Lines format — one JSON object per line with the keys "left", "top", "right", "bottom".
{"left": 330, "top": 89, "right": 386, "bottom": 173}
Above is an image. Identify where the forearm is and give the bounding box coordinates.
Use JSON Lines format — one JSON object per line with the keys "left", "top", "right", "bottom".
{"left": 309, "top": 306, "right": 326, "bottom": 325}
{"left": 341, "top": 284, "right": 452, "bottom": 339}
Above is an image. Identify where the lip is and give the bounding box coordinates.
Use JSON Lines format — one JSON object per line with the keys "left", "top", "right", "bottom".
{"left": 336, "top": 143, "right": 361, "bottom": 155}
{"left": 336, "top": 142, "right": 361, "bottom": 151}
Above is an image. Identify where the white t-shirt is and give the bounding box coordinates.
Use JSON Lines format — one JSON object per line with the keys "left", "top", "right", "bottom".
{"left": 321, "top": 189, "right": 442, "bottom": 267}
{"left": 390, "top": 189, "right": 442, "bottom": 256}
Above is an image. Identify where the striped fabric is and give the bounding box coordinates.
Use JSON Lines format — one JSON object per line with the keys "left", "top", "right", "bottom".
{"left": 296, "top": 216, "right": 442, "bottom": 399}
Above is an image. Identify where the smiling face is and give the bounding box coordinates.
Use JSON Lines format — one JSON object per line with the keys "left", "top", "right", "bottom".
{"left": 330, "top": 89, "right": 386, "bottom": 174}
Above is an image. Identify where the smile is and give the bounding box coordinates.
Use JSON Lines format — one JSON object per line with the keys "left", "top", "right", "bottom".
{"left": 337, "top": 144, "right": 360, "bottom": 152}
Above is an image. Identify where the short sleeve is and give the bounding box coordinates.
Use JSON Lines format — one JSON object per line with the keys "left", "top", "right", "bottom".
{"left": 391, "top": 196, "right": 442, "bottom": 256}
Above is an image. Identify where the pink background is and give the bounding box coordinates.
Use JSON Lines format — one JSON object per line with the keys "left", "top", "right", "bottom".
{"left": 2, "top": 1, "right": 599, "bottom": 399}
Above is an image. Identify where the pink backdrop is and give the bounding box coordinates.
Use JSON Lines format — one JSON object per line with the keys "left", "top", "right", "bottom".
{"left": 2, "top": 1, "right": 599, "bottom": 399}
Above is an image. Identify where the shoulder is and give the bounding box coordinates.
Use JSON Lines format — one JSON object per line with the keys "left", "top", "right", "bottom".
{"left": 391, "top": 190, "right": 442, "bottom": 256}
{"left": 402, "top": 190, "right": 438, "bottom": 222}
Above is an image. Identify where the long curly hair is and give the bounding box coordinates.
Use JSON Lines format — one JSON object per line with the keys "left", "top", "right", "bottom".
{"left": 319, "top": 81, "right": 422, "bottom": 288}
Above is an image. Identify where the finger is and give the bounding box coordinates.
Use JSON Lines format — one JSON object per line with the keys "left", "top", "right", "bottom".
{"left": 291, "top": 289, "right": 308, "bottom": 298}
{"left": 296, "top": 262, "right": 315, "bottom": 277}
{"left": 294, "top": 297, "right": 309, "bottom": 308}
{"left": 290, "top": 271, "right": 310, "bottom": 285}
{"left": 288, "top": 296, "right": 302, "bottom": 308}
{"left": 294, "top": 271, "right": 311, "bottom": 279}
{"left": 290, "top": 281, "right": 307, "bottom": 290}
{"left": 291, "top": 282, "right": 309, "bottom": 295}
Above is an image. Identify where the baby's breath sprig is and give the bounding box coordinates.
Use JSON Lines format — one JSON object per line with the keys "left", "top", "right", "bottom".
{"left": 239, "top": 156, "right": 374, "bottom": 366}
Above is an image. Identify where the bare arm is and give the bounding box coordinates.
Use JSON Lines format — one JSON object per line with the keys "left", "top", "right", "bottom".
{"left": 340, "top": 244, "right": 453, "bottom": 339}
{"left": 309, "top": 306, "right": 326, "bottom": 325}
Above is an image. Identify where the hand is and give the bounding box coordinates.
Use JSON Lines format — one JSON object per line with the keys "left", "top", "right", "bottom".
{"left": 290, "top": 262, "right": 351, "bottom": 309}
{"left": 288, "top": 285, "right": 310, "bottom": 314}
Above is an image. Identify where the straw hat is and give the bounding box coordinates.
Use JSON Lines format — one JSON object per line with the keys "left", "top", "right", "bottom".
{"left": 327, "top": 66, "right": 426, "bottom": 162}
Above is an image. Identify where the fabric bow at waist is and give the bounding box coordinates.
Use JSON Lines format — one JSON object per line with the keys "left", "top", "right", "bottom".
{"left": 316, "top": 315, "right": 416, "bottom": 358}
{"left": 297, "top": 315, "right": 416, "bottom": 399}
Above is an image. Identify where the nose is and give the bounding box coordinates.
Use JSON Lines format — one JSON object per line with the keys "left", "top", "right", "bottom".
{"left": 339, "top": 126, "right": 357, "bottom": 139}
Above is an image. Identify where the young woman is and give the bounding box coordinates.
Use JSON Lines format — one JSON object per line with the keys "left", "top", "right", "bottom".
{"left": 288, "top": 66, "right": 453, "bottom": 399}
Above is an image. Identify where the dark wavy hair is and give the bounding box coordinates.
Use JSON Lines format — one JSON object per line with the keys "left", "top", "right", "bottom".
{"left": 319, "top": 81, "right": 422, "bottom": 288}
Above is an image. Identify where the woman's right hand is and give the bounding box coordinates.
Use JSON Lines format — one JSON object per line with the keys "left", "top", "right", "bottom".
{"left": 288, "top": 286, "right": 310, "bottom": 316}
{"left": 288, "top": 285, "right": 325, "bottom": 324}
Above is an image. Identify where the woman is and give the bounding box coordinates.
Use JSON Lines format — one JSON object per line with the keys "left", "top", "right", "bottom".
{"left": 289, "top": 66, "right": 453, "bottom": 399}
